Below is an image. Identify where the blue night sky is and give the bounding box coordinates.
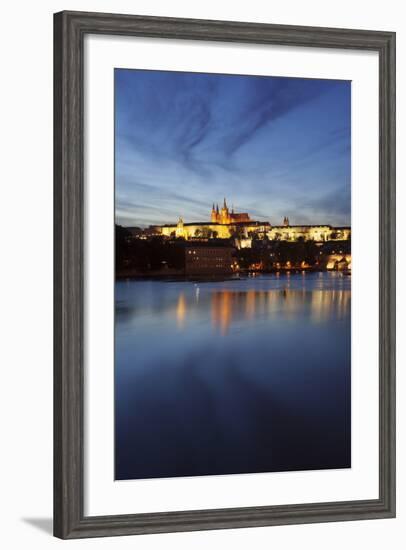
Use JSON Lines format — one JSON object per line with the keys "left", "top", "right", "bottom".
{"left": 115, "top": 69, "right": 351, "bottom": 228}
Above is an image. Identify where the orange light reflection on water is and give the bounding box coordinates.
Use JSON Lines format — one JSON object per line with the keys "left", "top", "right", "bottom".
{"left": 176, "top": 288, "right": 350, "bottom": 335}
{"left": 176, "top": 293, "right": 186, "bottom": 328}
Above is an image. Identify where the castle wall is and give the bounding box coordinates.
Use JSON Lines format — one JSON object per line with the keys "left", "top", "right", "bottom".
{"left": 160, "top": 224, "right": 232, "bottom": 240}
{"left": 159, "top": 202, "right": 350, "bottom": 243}
{"left": 267, "top": 226, "right": 350, "bottom": 242}
{"left": 160, "top": 223, "right": 350, "bottom": 242}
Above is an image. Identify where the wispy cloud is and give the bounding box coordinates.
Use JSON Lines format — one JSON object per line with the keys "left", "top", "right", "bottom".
{"left": 115, "top": 70, "right": 351, "bottom": 227}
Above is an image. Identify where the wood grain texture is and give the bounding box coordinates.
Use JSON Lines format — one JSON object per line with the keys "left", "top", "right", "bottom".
{"left": 53, "top": 10, "right": 396, "bottom": 539}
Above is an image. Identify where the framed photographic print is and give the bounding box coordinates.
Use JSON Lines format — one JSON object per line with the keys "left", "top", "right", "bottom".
{"left": 54, "top": 10, "right": 396, "bottom": 539}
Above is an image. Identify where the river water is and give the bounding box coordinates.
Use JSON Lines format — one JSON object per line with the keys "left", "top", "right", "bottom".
{"left": 115, "top": 272, "right": 351, "bottom": 480}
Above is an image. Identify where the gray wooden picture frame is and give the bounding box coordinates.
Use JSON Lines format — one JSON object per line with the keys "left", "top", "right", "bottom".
{"left": 54, "top": 10, "right": 396, "bottom": 539}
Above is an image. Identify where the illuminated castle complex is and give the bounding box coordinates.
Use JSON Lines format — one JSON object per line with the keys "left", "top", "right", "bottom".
{"left": 156, "top": 200, "right": 350, "bottom": 243}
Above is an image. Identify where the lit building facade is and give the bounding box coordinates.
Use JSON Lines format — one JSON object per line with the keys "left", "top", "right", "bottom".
{"left": 185, "top": 246, "right": 235, "bottom": 275}
{"left": 267, "top": 225, "right": 351, "bottom": 242}
{"left": 155, "top": 202, "right": 351, "bottom": 243}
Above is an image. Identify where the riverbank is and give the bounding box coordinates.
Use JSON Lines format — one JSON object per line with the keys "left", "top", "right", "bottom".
{"left": 116, "top": 267, "right": 351, "bottom": 281}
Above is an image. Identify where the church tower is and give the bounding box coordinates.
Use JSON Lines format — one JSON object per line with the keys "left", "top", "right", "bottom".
{"left": 176, "top": 217, "right": 185, "bottom": 238}
{"left": 220, "top": 198, "right": 230, "bottom": 224}
{"left": 211, "top": 203, "right": 217, "bottom": 223}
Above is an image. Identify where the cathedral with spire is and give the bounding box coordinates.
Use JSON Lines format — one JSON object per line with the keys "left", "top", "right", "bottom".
{"left": 210, "top": 198, "right": 251, "bottom": 224}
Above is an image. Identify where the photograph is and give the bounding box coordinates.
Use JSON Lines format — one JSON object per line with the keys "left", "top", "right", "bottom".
{"left": 114, "top": 68, "right": 352, "bottom": 481}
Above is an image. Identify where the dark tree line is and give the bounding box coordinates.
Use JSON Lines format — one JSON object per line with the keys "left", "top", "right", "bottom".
{"left": 116, "top": 225, "right": 185, "bottom": 272}
{"left": 116, "top": 224, "right": 350, "bottom": 274}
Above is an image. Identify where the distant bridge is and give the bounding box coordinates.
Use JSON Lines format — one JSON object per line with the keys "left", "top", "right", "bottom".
{"left": 325, "top": 254, "right": 351, "bottom": 271}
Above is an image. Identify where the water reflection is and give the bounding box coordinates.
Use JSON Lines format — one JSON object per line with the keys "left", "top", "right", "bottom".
{"left": 174, "top": 288, "right": 350, "bottom": 335}
{"left": 176, "top": 293, "right": 186, "bottom": 328}
{"left": 115, "top": 272, "right": 351, "bottom": 480}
